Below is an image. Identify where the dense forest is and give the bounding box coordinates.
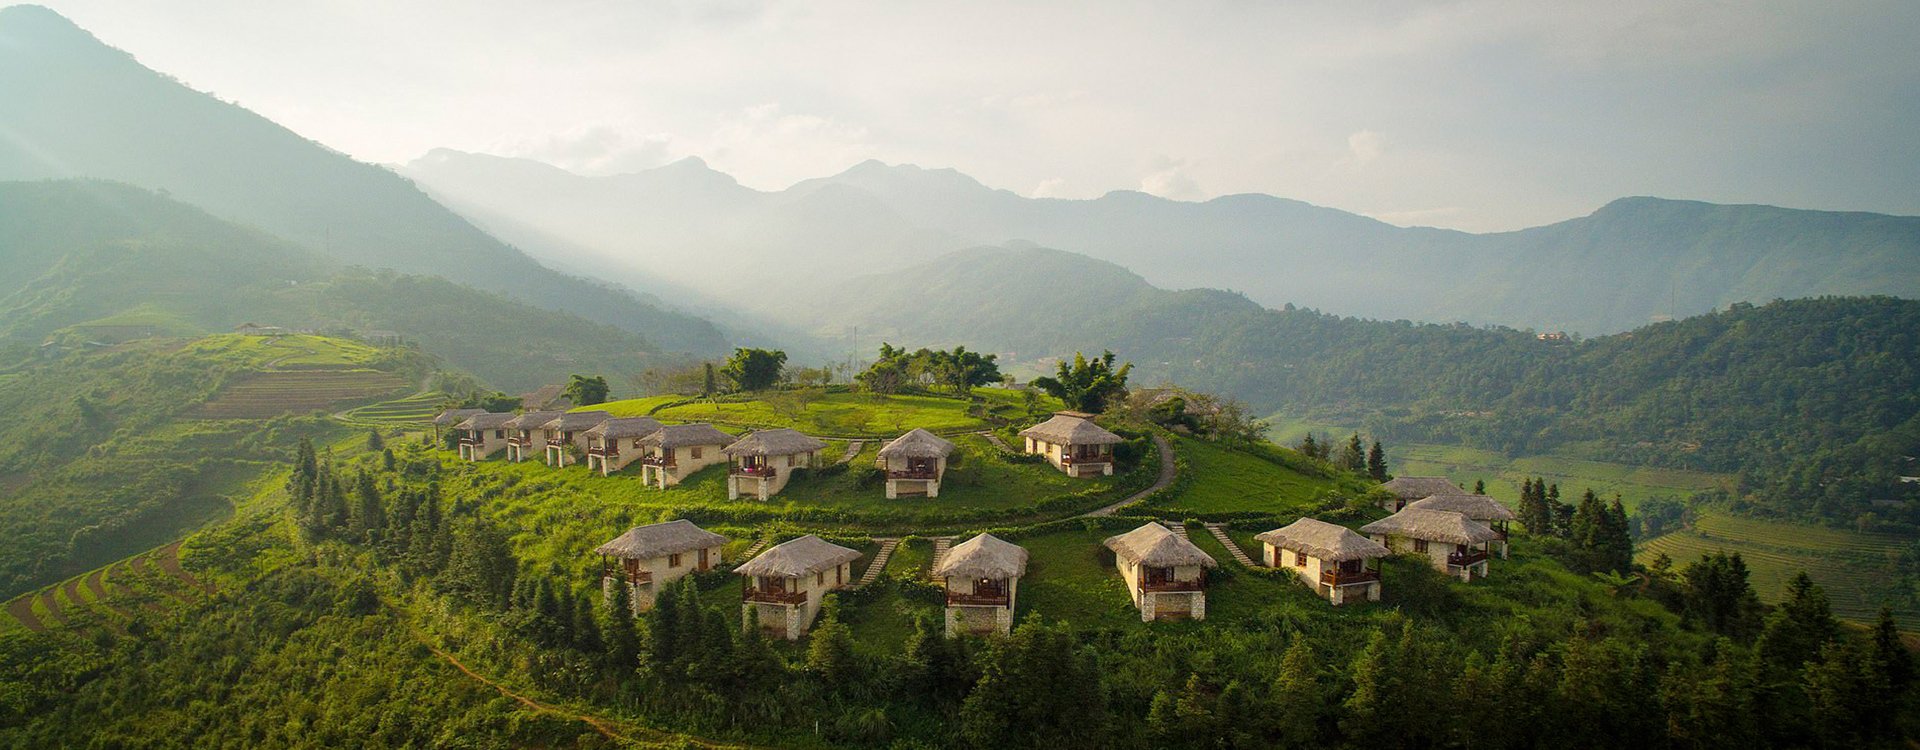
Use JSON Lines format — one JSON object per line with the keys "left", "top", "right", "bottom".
{"left": 827, "top": 247, "right": 1920, "bottom": 528}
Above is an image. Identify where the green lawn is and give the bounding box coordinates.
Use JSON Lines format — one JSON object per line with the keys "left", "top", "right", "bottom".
{"left": 1013, "top": 526, "right": 1146, "bottom": 631}
{"left": 774, "top": 436, "right": 1131, "bottom": 526}
{"left": 1393, "top": 443, "right": 1732, "bottom": 512}
{"left": 651, "top": 392, "right": 992, "bottom": 437}
{"left": 588, "top": 395, "right": 688, "bottom": 417}
{"left": 1145, "top": 436, "right": 1338, "bottom": 516}
{"left": 888, "top": 537, "right": 934, "bottom": 581}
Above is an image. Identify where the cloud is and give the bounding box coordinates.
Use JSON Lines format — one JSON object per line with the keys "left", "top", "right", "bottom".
{"left": 1347, "top": 130, "right": 1385, "bottom": 165}
{"left": 501, "top": 125, "right": 677, "bottom": 175}
{"left": 1030, "top": 177, "right": 1069, "bottom": 198}
{"left": 1139, "top": 158, "right": 1205, "bottom": 201}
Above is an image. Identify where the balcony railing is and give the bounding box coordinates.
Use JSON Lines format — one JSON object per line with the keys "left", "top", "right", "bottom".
{"left": 546, "top": 438, "right": 570, "bottom": 448}
{"left": 946, "top": 591, "right": 1010, "bottom": 606}
{"left": 743, "top": 588, "right": 807, "bottom": 605}
{"left": 1061, "top": 454, "right": 1110, "bottom": 466}
{"left": 887, "top": 468, "right": 939, "bottom": 480}
{"left": 1320, "top": 568, "right": 1381, "bottom": 587}
{"left": 605, "top": 571, "right": 653, "bottom": 585}
{"left": 587, "top": 446, "right": 618, "bottom": 458}
{"left": 641, "top": 455, "right": 675, "bottom": 467}
{"left": 732, "top": 465, "right": 777, "bottom": 478}
{"left": 1448, "top": 550, "right": 1491, "bottom": 568}
{"left": 506, "top": 436, "right": 534, "bottom": 448}
{"left": 1140, "top": 578, "right": 1205, "bottom": 593}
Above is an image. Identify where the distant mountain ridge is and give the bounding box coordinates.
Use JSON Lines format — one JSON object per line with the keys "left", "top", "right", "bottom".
{"left": 0, "top": 5, "right": 727, "bottom": 355}
{"left": 404, "top": 150, "right": 1920, "bottom": 335}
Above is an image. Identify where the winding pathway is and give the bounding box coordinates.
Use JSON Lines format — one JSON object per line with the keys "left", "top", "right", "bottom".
{"left": 1080, "top": 435, "right": 1177, "bottom": 518}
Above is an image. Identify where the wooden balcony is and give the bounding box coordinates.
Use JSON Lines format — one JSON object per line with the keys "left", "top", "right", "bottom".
{"left": 1320, "top": 568, "right": 1380, "bottom": 587}
{"left": 587, "top": 445, "right": 618, "bottom": 458}
{"left": 506, "top": 436, "right": 534, "bottom": 448}
{"left": 946, "top": 591, "right": 1010, "bottom": 607}
{"left": 1141, "top": 578, "right": 1205, "bottom": 593}
{"left": 1060, "top": 454, "right": 1110, "bottom": 466}
{"left": 887, "top": 468, "right": 939, "bottom": 480}
{"left": 1448, "top": 550, "right": 1490, "bottom": 568}
{"left": 732, "top": 465, "right": 777, "bottom": 478}
{"left": 641, "top": 455, "right": 675, "bottom": 467}
{"left": 743, "top": 588, "right": 807, "bottom": 605}
{"left": 545, "top": 438, "right": 570, "bottom": 449}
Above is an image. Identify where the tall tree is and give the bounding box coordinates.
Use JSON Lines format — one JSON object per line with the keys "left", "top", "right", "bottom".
{"left": 1757, "top": 572, "right": 1838, "bottom": 673}
{"left": 562, "top": 374, "right": 610, "bottom": 406}
{"left": 1367, "top": 440, "right": 1388, "bottom": 481}
{"left": 604, "top": 582, "right": 640, "bottom": 673}
{"left": 960, "top": 620, "right": 1108, "bottom": 748}
{"left": 721, "top": 348, "right": 787, "bottom": 392}
{"left": 1684, "top": 551, "right": 1763, "bottom": 638}
{"left": 1271, "top": 638, "right": 1322, "bottom": 747}
{"left": 1029, "top": 350, "right": 1132, "bottom": 413}
{"left": 1340, "top": 434, "right": 1367, "bottom": 472}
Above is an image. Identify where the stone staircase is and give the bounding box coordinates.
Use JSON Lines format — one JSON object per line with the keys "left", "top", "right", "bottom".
{"left": 1168, "top": 523, "right": 1191, "bottom": 541}
{"left": 975, "top": 430, "right": 1014, "bottom": 452}
{"left": 836, "top": 440, "right": 866, "bottom": 465}
{"left": 858, "top": 538, "right": 899, "bottom": 587}
{"left": 1204, "top": 523, "right": 1259, "bottom": 567}
{"left": 737, "top": 535, "right": 772, "bottom": 562}
{"left": 928, "top": 536, "right": 954, "bottom": 584}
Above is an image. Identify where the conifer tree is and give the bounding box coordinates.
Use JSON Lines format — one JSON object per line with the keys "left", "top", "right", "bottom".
{"left": 1271, "top": 639, "right": 1321, "bottom": 747}
{"left": 1548, "top": 483, "right": 1573, "bottom": 537}
{"left": 1366, "top": 440, "right": 1388, "bottom": 481}
{"left": 351, "top": 471, "right": 384, "bottom": 543}
{"left": 806, "top": 606, "right": 857, "bottom": 688}
{"left": 1473, "top": 479, "right": 1486, "bottom": 494}
{"left": 1603, "top": 496, "right": 1634, "bottom": 572}
{"left": 604, "top": 582, "right": 640, "bottom": 674}
{"left": 1684, "top": 551, "right": 1763, "bottom": 637}
{"left": 1341, "top": 434, "right": 1367, "bottom": 472}
{"left": 366, "top": 427, "right": 383, "bottom": 451}
{"left": 1871, "top": 607, "right": 1914, "bottom": 690}
{"left": 571, "top": 591, "right": 603, "bottom": 653}
{"left": 1518, "top": 478, "right": 1553, "bottom": 536}
{"left": 1757, "top": 572, "right": 1837, "bottom": 674}
{"left": 1297, "top": 433, "right": 1319, "bottom": 461}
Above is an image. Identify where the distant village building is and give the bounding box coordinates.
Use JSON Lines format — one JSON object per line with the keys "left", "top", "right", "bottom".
{"left": 1256, "top": 518, "right": 1390, "bottom": 605}
{"left": 1020, "top": 411, "right": 1123, "bottom": 477}
{"left": 930, "top": 533, "right": 1027, "bottom": 636}
{"left": 875, "top": 428, "right": 956, "bottom": 498}
{"left": 736, "top": 535, "right": 861, "bottom": 640}
{"left": 1361, "top": 507, "right": 1501, "bottom": 582}
{"left": 454, "top": 412, "right": 515, "bottom": 461}
{"left": 1537, "top": 331, "right": 1569, "bottom": 342}
{"left": 722, "top": 428, "right": 827, "bottom": 500}
{"left": 595, "top": 520, "right": 728, "bottom": 614}
{"left": 501, "top": 411, "right": 564, "bottom": 462}
{"left": 638, "top": 423, "right": 737, "bottom": 488}
{"left": 361, "top": 330, "right": 403, "bottom": 346}
{"left": 540, "top": 410, "right": 611, "bottom": 467}
{"left": 1374, "top": 476, "right": 1467, "bottom": 512}
{"left": 233, "top": 322, "right": 287, "bottom": 336}
{"left": 1407, "top": 494, "right": 1516, "bottom": 559}
{"left": 518, "top": 384, "right": 571, "bottom": 412}
{"left": 582, "top": 417, "right": 666, "bottom": 476}
{"left": 431, "top": 408, "right": 486, "bottom": 441}
{"left": 1104, "top": 523, "right": 1217, "bottom": 621}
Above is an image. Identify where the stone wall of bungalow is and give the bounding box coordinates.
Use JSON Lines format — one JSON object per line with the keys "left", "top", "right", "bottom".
{"left": 728, "top": 451, "right": 819, "bottom": 500}
{"left": 1371, "top": 533, "right": 1492, "bottom": 582}
{"left": 878, "top": 454, "right": 947, "bottom": 498}
{"left": 1115, "top": 558, "right": 1206, "bottom": 621}
{"left": 602, "top": 543, "right": 725, "bottom": 614}
{"left": 1023, "top": 437, "right": 1114, "bottom": 477}
{"left": 741, "top": 561, "right": 854, "bottom": 640}
{"left": 641, "top": 444, "right": 729, "bottom": 488}
{"left": 942, "top": 574, "right": 1018, "bottom": 636}
{"left": 586, "top": 434, "right": 653, "bottom": 475}
{"left": 458, "top": 428, "right": 508, "bottom": 460}
{"left": 1262, "top": 544, "right": 1382, "bottom": 605}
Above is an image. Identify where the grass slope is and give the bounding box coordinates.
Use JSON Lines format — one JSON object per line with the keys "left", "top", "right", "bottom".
{"left": 1638, "top": 512, "right": 1920, "bottom": 629}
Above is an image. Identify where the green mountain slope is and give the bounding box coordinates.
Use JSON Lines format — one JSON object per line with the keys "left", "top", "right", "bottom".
{"left": 0, "top": 5, "right": 726, "bottom": 354}
{"left": 0, "top": 180, "right": 672, "bottom": 392}
{"left": 823, "top": 246, "right": 1920, "bottom": 527}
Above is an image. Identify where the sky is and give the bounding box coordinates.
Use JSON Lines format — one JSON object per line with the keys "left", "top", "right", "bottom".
{"left": 27, "top": 0, "right": 1920, "bottom": 232}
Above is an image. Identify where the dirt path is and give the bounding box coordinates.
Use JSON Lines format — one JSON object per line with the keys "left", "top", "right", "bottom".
{"left": 1081, "top": 435, "right": 1177, "bottom": 518}
{"left": 5, "top": 597, "right": 44, "bottom": 632}
{"left": 416, "top": 634, "right": 752, "bottom": 749}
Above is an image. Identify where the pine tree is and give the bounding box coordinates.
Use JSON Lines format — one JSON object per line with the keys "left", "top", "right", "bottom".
{"left": 644, "top": 580, "right": 682, "bottom": 674}
{"left": 1271, "top": 638, "right": 1321, "bottom": 747}
{"left": 1658, "top": 639, "right": 1759, "bottom": 748}
{"left": 1871, "top": 607, "right": 1914, "bottom": 690}
{"left": 1366, "top": 441, "right": 1388, "bottom": 481}
{"left": 1548, "top": 483, "right": 1573, "bottom": 537}
{"left": 571, "top": 591, "right": 603, "bottom": 653}
{"left": 806, "top": 606, "right": 857, "bottom": 689}
{"left": 1685, "top": 551, "right": 1763, "bottom": 638}
{"left": 1518, "top": 478, "right": 1553, "bottom": 536}
{"left": 898, "top": 614, "right": 949, "bottom": 704}
{"left": 1298, "top": 433, "right": 1320, "bottom": 461}
{"left": 1341, "top": 434, "right": 1366, "bottom": 472}
{"left": 701, "top": 362, "right": 717, "bottom": 398}
{"left": 366, "top": 427, "right": 384, "bottom": 451}
{"left": 534, "top": 578, "right": 566, "bottom": 647}
{"left": 604, "top": 582, "right": 640, "bottom": 674}
{"left": 1603, "top": 496, "right": 1634, "bottom": 573}
{"left": 1568, "top": 489, "right": 1607, "bottom": 572}
{"left": 1757, "top": 572, "right": 1837, "bottom": 674}
{"left": 350, "top": 471, "right": 384, "bottom": 543}
{"left": 1473, "top": 479, "right": 1486, "bottom": 494}
{"left": 443, "top": 519, "right": 515, "bottom": 610}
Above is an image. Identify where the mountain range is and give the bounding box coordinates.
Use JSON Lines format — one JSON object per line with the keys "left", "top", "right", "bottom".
{"left": 0, "top": 4, "right": 726, "bottom": 356}
{"left": 403, "top": 150, "right": 1920, "bottom": 337}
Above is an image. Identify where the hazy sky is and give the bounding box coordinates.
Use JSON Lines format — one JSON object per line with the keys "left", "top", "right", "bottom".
{"left": 29, "top": 0, "right": 1920, "bottom": 231}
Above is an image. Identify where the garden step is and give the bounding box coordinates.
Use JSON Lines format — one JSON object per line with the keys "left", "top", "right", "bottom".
{"left": 738, "top": 535, "right": 772, "bottom": 561}
{"left": 1204, "top": 523, "right": 1259, "bottom": 567}
{"left": 858, "top": 538, "right": 900, "bottom": 587}
{"left": 837, "top": 441, "right": 865, "bottom": 465}
{"left": 929, "top": 536, "right": 954, "bottom": 584}
{"left": 975, "top": 431, "right": 1014, "bottom": 452}
{"left": 1169, "top": 524, "right": 1191, "bottom": 541}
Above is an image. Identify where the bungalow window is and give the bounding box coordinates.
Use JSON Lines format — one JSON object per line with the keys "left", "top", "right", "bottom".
{"left": 787, "top": 454, "right": 797, "bottom": 468}
{"left": 1413, "top": 538, "right": 1429, "bottom": 553}
{"left": 494, "top": 429, "right": 505, "bottom": 439}
{"left": 816, "top": 571, "right": 825, "bottom": 586}
{"left": 1293, "top": 551, "right": 1308, "bottom": 567}
{"left": 691, "top": 446, "right": 703, "bottom": 459}
{"left": 668, "top": 553, "right": 682, "bottom": 568}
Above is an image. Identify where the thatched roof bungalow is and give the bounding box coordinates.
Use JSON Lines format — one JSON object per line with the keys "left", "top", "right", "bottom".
{"left": 1257, "top": 518, "right": 1390, "bottom": 605}
{"left": 932, "top": 533, "right": 1028, "bottom": 635}
{"left": 723, "top": 429, "right": 828, "bottom": 500}
{"left": 737, "top": 535, "right": 862, "bottom": 640}
{"left": 454, "top": 412, "right": 514, "bottom": 461}
{"left": 1020, "top": 411, "right": 1124, "bottom": 477}
{"left": 1104, "top": 523, "right": 1217, "bottom": 621}
{"left": 595, "top": 520, "right": 728, "bottom": 613}
{"left": 875, "top": 428, "right": 957, "bottom": 499}
{"left": 1374, "top": 476, "right": 1466, "bottom": 511}
{"left": 501, "top": 411, "right": 564, "bottom": 462}
{"left": 582, "top": 417, "right": 665, "bottom": 476}
{"left": 636, "top": 423, "right": 736, "bottom": 488}
{"left": 1361, "top": 507, "right": 1501, "bottom": 581}
{"left": 540, "top": 410, "right": 611, "bottom": 467}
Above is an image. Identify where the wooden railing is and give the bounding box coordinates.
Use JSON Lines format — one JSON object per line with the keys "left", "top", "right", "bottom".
{"left": 887, "top": 468, "right": 939, "bottom": 480}
{"left": 1140, "top": 579, "right": 1204, "bottom": 593}
{"left": 946, "top": 591, "right": 1010, "bottom": 606}
{"left": 1061, "top": 454, "right": 1110, "bottom": 466}
{"left": 1448, "top": 551, "right": 1490, "bottom": 568}
{"left": 732, "top": 465, "right": 776, "bottom": 478}
{"left": 587, "top": 446, "right": 618, "bottom": 458}
{"left": 641, "top": 455, "right": 675, "bottom": 467}
{"left": 1320, "top": 568, "right": 1380, "bottom": 587}
{"left": 743, "top": 588, "right": 807, "bottom": 605}
{"left": 506, "top": 435, "right": 534, "bottom": 448}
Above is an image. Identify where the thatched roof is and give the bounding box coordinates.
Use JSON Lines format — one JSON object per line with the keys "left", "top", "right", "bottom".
{"left": 1255, "top": 518, "right": 1390, "bottom": 562}
{"left": 734, "top": 535, "right": 861, "bottom": 578}
{"left": 1360, "top": 508, "right": 1501, "bottom": 546}
{"left": 723, "top": 428, "right": 828, "bottom": 457}
{"left": 931, "top": 534, "right": 1028, "bottom": 580}
{"left": 519, "top": 384, "right": 570, "bottom": 410}
{"left": 503, "top": 410, "right": 565, "bottom": 431}
{"left": 433, "top": 408, "right": 487, "bottom": 426}
{"left": 584, "top": 417, "right": 665, "bottom": 440}
{"left": 1376, "top": 476, "right": 1466, "bottom": 500}
{"left": 642, "top": 423, "right": 738, "bottom": 449}
{"left": 594, "top": 520, "right": 728, "bottom": 560}
{"left": 877, "top": 428, "right": 957, "bottom": 460}
{"left": 1408, "top": 494, "right": 1517, "bottom": 522}
{"left": 1104, "top": 523, "right": 1219, "bottom": 568}
{"left": 455, "top": 412, "right": 515, "bottom": 430}
{"left": 542, "top": 410, "right": 612, "bottom": 432}
{"left": 1019, "top": 412, "right": 1123, "bottom": 445}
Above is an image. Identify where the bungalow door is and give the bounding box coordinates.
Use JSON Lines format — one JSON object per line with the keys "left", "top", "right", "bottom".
{"left": 909, "top": 457, "right": 934, "bottom": 476}
{"left": 697, "top": 548, "right": 709, "bottom": 571}
{"left": 975, "top": 578, "right": 1006, "bottom": 599}
{"left": 1144, "top": 566, "right": 1172, "bottom": 588}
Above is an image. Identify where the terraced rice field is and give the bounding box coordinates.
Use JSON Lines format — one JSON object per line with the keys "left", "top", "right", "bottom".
{"left": 195, "top": 370, "right": 407, "bottom": 419}
{"left": 1638, "top": 513, "right": 1919, "bottom": 630}
{"left": 344, "top": 392, "right": 445, "bottom": 423}
{"left": 2, "top": 543, "right": 209, "bottom": 632}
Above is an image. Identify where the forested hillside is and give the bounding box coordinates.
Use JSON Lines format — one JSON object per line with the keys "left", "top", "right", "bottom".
{"left": 0, "top": 180, "right": 675, "bottom": 392}
{"left": 0, "top": 5, "right": 727, "bottom": 354}
{"left": 823, "top": 247, "right": 1920, "bottom": 528}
